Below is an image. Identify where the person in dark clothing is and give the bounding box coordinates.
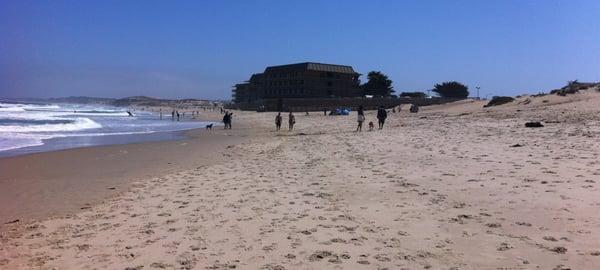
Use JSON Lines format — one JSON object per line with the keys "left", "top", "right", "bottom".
{"left": 323, "top": 108, "right": 327, "bottom": 116}
{"left": 223, "top": 112, "right": 232, "bottom": 129}
{"left": 410, "top": 104, "right": 419, "bottom": 113}
{"left": 288, "top": 112, "right": 295, "bottom": 131}
{"left": 275, "top": 112, "right": 282, "bottom": 131}
{"left": 376, "top": 106, "right": 387, "bottom": 129}
{"left": 356, "top": 105, "right": 365, "bottom": 132}
{"left": 176, "top": 111, "right": 180, "bottom": 121}
{"left": 171, "top": 110, "right": 175, "bottom": 121}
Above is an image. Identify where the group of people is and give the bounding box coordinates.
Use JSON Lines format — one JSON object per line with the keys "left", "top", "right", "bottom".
{"left": 222, "top": 111, "right": 233, "bottom": 129}
{"left": 162, "top": 109, "right": 206, "bottom": 121}
{"left": 171, "top": 110, "right": 180, "bottom": 121}
{"left": 275, "top": 112, "right": 295, "bottom": 131}
{"left": 356, "top": 105, "right": 387, "bottom": 132}
{"left": 273, "top": 106, "right": 389, "bottom": 132}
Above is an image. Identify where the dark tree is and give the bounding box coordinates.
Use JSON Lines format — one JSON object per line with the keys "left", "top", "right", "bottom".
{"left": 432, "top": 81, "right": 469, "bottom": 98}
{"left": 361, "top": 71, "right": 394, "bottom": 97}
{"left": 399, "top": 92, "right": 428, "bottom": 98}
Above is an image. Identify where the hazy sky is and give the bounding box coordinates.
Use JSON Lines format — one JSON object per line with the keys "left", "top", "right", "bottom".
{"left": 1, "top": 0, "right": 599, "bottom": 99}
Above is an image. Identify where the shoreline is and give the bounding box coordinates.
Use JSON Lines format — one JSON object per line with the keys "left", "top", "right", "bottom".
{"left": 0, "top": 109, "right": 221, "bottom": 158}
{"left": 0, "top": 128, "right": 190, "bottom": 158}
{"left": 0, "top": 114, "right": 252, "bottom": 226}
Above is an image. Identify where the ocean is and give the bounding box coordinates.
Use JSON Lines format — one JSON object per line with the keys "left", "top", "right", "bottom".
{"left": 0, "top": 102, "right": 214, "bottom": 157}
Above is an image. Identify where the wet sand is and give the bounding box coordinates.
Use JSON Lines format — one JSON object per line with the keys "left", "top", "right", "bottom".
{"left": 1, "top": 89, "right": 600, "bottom": 269}
{"left": 0, "top": 114, "right": 252, "bottom": 225}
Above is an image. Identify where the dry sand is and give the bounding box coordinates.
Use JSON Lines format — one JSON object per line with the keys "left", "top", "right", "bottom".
{"left": 2, "top": 89, "right": 600, "bottom": 269}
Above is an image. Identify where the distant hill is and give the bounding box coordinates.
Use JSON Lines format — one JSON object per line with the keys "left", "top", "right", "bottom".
{"left": 112, "top": 96, "right": 214, "bottom": 107}
{"left": 2, "top": 96, "right": 220, "bottom": 108}
{"left": 48, "top": 96, "right": 116, "bottom": 104}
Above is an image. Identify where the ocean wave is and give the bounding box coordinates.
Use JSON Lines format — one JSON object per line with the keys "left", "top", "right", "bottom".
{"left": 62, "top": 111, "right": 131, "bottom": 117}
{"left": 0, "top": 102, "right": 210, "bottom": 154}
{"left": 0, "top": 134, "right": 47, "bottom": 152}
{"left": 0, "top": 119, "right": 74, "bottom": 125}
{"left": 0, "top": 103, "right": 61, "bottom": 110}
{"left": 0, "top": 107, "right": 26, "bottom": 112}
{"left": 0, "top": 117, "right": 102, "bottom": 133}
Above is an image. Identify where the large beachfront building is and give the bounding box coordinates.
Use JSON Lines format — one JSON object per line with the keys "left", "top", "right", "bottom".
{"left": 232, "top": 62, "right": 362, "bottom": 103}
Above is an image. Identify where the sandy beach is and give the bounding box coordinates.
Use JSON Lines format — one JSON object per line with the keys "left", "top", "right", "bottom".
{"left": 2, "top": 89, "right": 600, "bottom": 269}
{"left": 0, "top": 119, "right": 249, "bottom": 225}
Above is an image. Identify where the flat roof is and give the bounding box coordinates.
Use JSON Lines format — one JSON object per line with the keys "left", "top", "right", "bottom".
{"left": 265, "top": 62, "right": 358, "bottom": 74}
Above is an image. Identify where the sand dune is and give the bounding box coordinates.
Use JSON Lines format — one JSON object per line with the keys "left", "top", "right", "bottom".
{"left": 2, "top": 89, "right": 600, "bottom": 269}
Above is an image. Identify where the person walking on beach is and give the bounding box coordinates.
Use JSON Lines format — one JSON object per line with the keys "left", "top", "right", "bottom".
{"left": 176, "top": 111, "right": 180, "bottom": 121}
{"left": 377, "top": 106, "right": 387, "bottom": 129}
{"left": 222, "top": 112, "right": 230, "bottom": 129}
{"left": 223, "top": 112, "right": 233, "bottom": 129}
{"left": 356, "top": 105, "right": 365, "bottom": 132}
{"left": 275, "top": 112, "right": 282, "bottom": 131}
{"left": 171, "top": 110, "right": 175, "bottom": 121}
{"left": 288, "top": 112, "right": 295, "bottom": 131}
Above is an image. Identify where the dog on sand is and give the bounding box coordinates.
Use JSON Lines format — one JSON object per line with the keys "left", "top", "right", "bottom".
{"left": 368, "top": 121, "right": 374, "bottom": 131}
{"left": 206, "top": 123, "right": 213, "bottom": 130}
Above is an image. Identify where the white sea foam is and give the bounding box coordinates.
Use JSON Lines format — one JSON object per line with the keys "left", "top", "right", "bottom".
{"left": 0, "top": 103, "right": 60, "bottom": 111}
{"left": 0, "top": 103, "right": 105, "bottom": 151}
{"left": 0, "top": 102, "right": 208, "bottom": 154}
{"left": 0, "top": 134, "right": 47, "bottom": 152}
{"left": 0, "top": 117, "right": 102, "bottom": 133}
{"left": 0, "top": 107, "right": 26, "bottom": 112}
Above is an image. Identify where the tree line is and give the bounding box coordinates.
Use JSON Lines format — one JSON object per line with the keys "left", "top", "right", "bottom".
{"left": 361, "top": 71, "right": 470, "bottom": 99}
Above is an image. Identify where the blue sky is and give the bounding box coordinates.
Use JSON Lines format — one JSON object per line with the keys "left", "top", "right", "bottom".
{"left": 1, "top": 0, "right": 599, "bottom": 99}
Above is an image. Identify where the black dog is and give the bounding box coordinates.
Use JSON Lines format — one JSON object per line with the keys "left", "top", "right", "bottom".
{"left": 206, "top": 123, "right": 213, "bottom": 130}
